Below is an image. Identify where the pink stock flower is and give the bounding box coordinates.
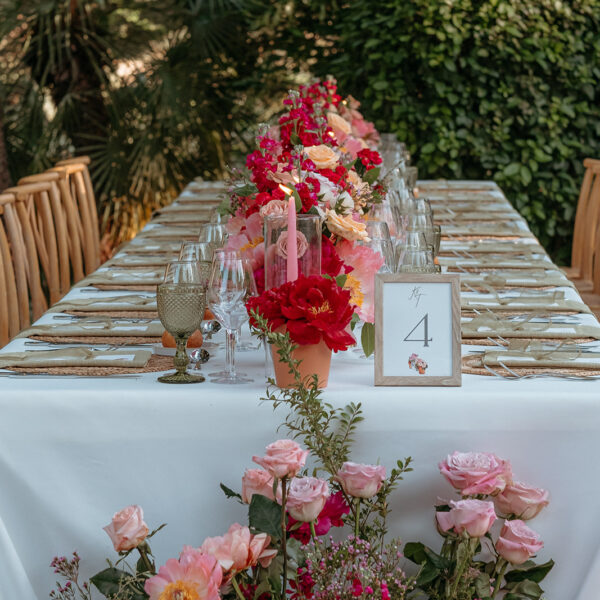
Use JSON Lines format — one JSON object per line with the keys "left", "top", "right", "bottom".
{"left": 103, "top": 505, "right": 149, "bottom": 552}
{"left": 495, "top": 481, "right": 549, "bottom": 520}
{"left": 145, "top": 546, "right": 222, "bottom": 600}
{"left": 436, "top": 499, "right": 496, "bottom": 538}
{"left": 201, "top": 524, "right": 277, "bottom": 577}
{"left": 253, "top": 439, "right": 309, "bottom": 479}
{"left": 335, "top": 462, "right": 386, "bottom": 499}
{"left": 241, "top": 468, "right": 275, "bottom": 504}
{"left": 336, "top": 241, "right": 384, "bottom": 323}
{"left": 496, "top": 520, "right": 544, "bottom": 565}
{"left": 439, "top": 451, "right": 512, "bottom": 496}
{"left": 286, "top": 477, "right": 330, "bottom": 522}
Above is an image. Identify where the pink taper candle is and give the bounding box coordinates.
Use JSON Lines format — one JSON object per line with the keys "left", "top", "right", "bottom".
{"left": 286, "top": 195, "right": 298, "bottom": 282}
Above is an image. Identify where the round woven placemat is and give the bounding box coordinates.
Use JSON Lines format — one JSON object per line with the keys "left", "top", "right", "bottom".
{"left": 8, "top": 354, "right": 174, "bottom": 376}
{"left": 461, "top": 336, "right": 596, "bottom": 346}
{"left": 65, "top": 310, "right": 159, "bottom": 318}
{"left": 462, "top": 355, "right": 600, "bottom": 378}
{"left": 28, "top": 335, "right": 161, "bottom": 344}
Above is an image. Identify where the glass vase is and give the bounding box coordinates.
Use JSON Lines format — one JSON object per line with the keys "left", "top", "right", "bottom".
{"left": 264, "top": 214, "right": 322, "bottom": 290}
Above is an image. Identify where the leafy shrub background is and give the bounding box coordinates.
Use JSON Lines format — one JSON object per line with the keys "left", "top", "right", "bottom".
{"left": 2, "top": 0, "right": 600, "bottom": 262}
{"left": 277, "top": 0, "right": 600, "bottom": 263}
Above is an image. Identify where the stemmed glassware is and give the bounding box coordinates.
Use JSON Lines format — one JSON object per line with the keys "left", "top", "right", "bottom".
{"left": 207, "top": 256, "right": 255, "bottom": 384}
{"left": 156, "top": 261, "right": 207, "bottom": 384}
{"left": 199, "top": 223, "right": 228, "bottom": 246}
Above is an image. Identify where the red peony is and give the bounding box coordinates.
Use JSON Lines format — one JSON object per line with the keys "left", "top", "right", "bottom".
{"left": 246, "top": 275, "right": 356, "bottom": 352}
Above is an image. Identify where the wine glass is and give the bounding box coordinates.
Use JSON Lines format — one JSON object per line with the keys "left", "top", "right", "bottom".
{"left": 199, "top": 223, "right": 228, "bottom": 246}
{"left": 397, "top": 248, "right": 436, "bottom": 273}
{"left": 157, "top": 261, "right": 206, "bottom": 384}
{"left": 358, "top": 237, "right": 395, "bottom": 273}
{"left": 207, "top": 257, "right": 254, "bottom": 384}
{"left": 236, "top": 258, "right": 260, "bottom": 351}
{"left": 179, "top": 242, "right": 214, "bottom": 262}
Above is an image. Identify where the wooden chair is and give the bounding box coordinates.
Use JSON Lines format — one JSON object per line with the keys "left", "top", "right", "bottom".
{"left": 563, "top": 158, "right": 600, "bottom": 288}
{"left": 18, "top": 171, "right": 85, "bottom": 290}
{"left": 54, "top": 156, "right": 101, "bottom": 273}
{"left": 0, "top": 191, "right": 47, "bottom": 343}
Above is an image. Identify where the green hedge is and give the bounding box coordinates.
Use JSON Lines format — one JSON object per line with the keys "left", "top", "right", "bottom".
{"left": 288, "top": 0, "right": 600, "bottom": 263}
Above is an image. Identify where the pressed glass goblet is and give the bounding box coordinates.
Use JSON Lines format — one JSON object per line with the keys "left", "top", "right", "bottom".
{"left": 179, "top": 242, "right": 214, "bottom": 263}
{"left": 157, "top": 262, "right": 206, "bottom": 384}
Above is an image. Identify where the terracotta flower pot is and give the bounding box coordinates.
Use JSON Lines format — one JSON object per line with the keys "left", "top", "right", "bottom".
{"left": 271, "top": 326, "right": 332, "bottom": 389}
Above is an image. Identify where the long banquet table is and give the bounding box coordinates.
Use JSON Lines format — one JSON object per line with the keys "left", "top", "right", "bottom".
{"left": 1, "top": 180, "right": 600, "bottom": 600}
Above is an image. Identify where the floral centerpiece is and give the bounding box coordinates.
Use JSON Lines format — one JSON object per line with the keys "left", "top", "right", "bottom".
{"left": 222, "top": 78, "right": 386, "bottom": 355}
{"left": 246, "top": 274, "right": 356, "bottom": 387}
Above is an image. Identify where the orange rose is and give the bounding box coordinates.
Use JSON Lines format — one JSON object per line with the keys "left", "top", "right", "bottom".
{"left": 325, "top": 210, "right": 369, "bottom": 242}
{"left": 327, "top": 112, "right": 352, "bottom": 136}
{"left": 304, "top": 145, "right": 339, "bottom": 170}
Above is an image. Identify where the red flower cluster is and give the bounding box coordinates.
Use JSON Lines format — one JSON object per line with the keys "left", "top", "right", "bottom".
{"left": 246, "top": 275, "right": 356, "bottom": 352}
{"left": 357, "top": 148, "right": 383, "bottom": 170}
{"left": 287, "top": 491, "right": 350, "bottom": 544}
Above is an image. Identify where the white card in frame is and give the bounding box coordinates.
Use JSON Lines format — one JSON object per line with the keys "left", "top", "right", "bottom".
{"left": 374, "top": 273, "right": 462, "bottom": 386}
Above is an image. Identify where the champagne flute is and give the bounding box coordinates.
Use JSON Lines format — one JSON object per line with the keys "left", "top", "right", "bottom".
{"left": 157, "top": 261, "right": 206, "bottom": 384}
{"left": 207, "top": 257, "right": 253, "bottom": 384}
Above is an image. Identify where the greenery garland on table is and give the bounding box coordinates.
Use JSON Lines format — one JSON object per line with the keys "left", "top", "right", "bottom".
{"left": 50, "top": 311, "right": 554, "bottom": 600}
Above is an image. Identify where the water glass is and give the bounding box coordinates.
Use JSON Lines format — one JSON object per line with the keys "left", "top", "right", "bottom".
{"left": 199, "top": 223, "right": 228, "bottom": 246}
{"left": 397, "top": 248, "right": 436, "bottom": 273}
{"left": 179, "top": 242, "right": 214, "bottom": 263}
{"left": 207, "top": 257, "right": 254, "bottom": 384}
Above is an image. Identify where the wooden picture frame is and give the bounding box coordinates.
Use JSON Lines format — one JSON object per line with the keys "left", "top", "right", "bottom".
{"left": 374, "top": 273, "right": 462, "bottom": 386}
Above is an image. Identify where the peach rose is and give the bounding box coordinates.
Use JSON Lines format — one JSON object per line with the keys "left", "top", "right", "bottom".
{"left": 241, "top": 468, "right": 275, "bottom": 504}
{"left": 259, "top": 200, "right": 288, "bottom": 219}
{"left": 327, "top": 112, "right": 352, "bottom": 137}
{"left": 103, "top": 505, "right": 149, "bottom": 552}
{"left": 201, "top": 524, "right": 277, "bottom": 576}
{"left": 275, "top": 230, "right": 309, "bottom": 260}
{"left": 496, "top": 519, "right": 544, "bottom": 565}
{"left": 286, "top": 477, "right": 330, "bottom": 522}
{"left": 439, "top": 451, "right": 512, "bottom": 497}
{"left": 252, "top": 439, "right": 309, "bottom": 479}
{"left": 495, "top": 482, "right": 549, "bottom": 520}
{"left": 325, "top": 210, "right": 369, "bottom": 242}
{"left": 304, "top": 145, "right": 339, "bottom": 170}
{"left": 335, "top": 462, "right": 386, "bottom": 498}
{"left": 436, "top": 499, "right": 497, "bottom": 538}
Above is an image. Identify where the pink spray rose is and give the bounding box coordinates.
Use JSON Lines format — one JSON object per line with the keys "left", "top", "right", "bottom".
{"left": 496, "top": 519, "right": 544, "bottom": 565}
{"left": 241, "top": 468, "right": 275, "bottom": 504}
{"left": 252, "top": 439, "right": 309, "bottom": 479}
{"left": 436, "top": 499, "right": 497, "bottom": 538}
{"left": 439, "top": 451, "right": 512, "bottom": 496}
{"left": 495, "top": 481, "right": 549, "bottom": 520}
{"left": 286, "top": 477, "right": 330, "bottom": 522}
{"left": 201, "top": 523, "right": 277, "bottom": 576}
{"left": 145, "top": 546, "right": 221, "bottom": 600}
{"left": 335, "top": 462, "right": 386, "bottom": 499}
{"left": 103, "top": 505, "right": 149, "bottom": 552}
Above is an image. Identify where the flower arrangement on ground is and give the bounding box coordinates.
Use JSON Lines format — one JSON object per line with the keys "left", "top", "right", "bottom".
{"left": 404, "top": 451, "right": 553, "bottom": 600}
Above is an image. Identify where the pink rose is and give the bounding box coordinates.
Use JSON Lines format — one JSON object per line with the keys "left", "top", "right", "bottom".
{"left": 259, "top": 199, "right": 288, "bottom": 219}
{"left": 334, "top": 462, "right": 386, "bottom": 499}
{"left": 241, "top": 469, "right": 275, "bottom": 504}
{"left": 145, "top": 546, "right": 221, "bottom": 600}
{"left": 495, "top": 482, "right": 549, "bottom": 520}
{"left": 275, "top": 230, "right": 309, "bottom": 260}
{"left": 286, "top": 477, "right": 330, "bottom": 522}
{"left": 252, "top": 439, "right": 309, "bottom": 479}
{"left": 496, "top": 520, "right": 544, "bottom": 565}
{"left": 103, "top": 505, "right": 149, "bottom": 552}
{"left": 201, "top": 523, "right": 277, "bottom": 576}
{"left": 436, "top": 499, "right": 497, "bottom": 538}
{"left": 439, "top": 451, "right": 512, "bottom": 496}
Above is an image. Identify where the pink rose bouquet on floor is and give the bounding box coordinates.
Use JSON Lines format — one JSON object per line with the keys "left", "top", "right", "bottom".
{"left": 405, "top": 451, "right": 554, "bottom": 600}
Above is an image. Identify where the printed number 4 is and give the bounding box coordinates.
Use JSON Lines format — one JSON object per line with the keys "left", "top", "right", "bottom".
{"left": 404, "top": 314, "right": 432, "bottom": 347}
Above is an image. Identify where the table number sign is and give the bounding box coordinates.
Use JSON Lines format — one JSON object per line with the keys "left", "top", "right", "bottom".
{"left": 374, "top": 273, "right": 462, "bottom": 386}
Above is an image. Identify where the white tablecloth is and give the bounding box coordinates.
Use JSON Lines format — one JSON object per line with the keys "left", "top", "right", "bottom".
{"left": 1, "top": 179, "right": 600, "bottom": 600}
{"left": 1, "top": 331, "right": 600, "bottom": 599}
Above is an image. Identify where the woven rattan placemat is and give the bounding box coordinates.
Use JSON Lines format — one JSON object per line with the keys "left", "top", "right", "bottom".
{"left": 8, "top": 354, "right": 174, "bottom": 376}
{"left": 28, "top": 335, "right": 161, "bottom": 344}
{"left": 65, "top": 310, "right": 159, "bottom": 319}
{"left": 462, "top": 354, "right": 600, "bottom": 377}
